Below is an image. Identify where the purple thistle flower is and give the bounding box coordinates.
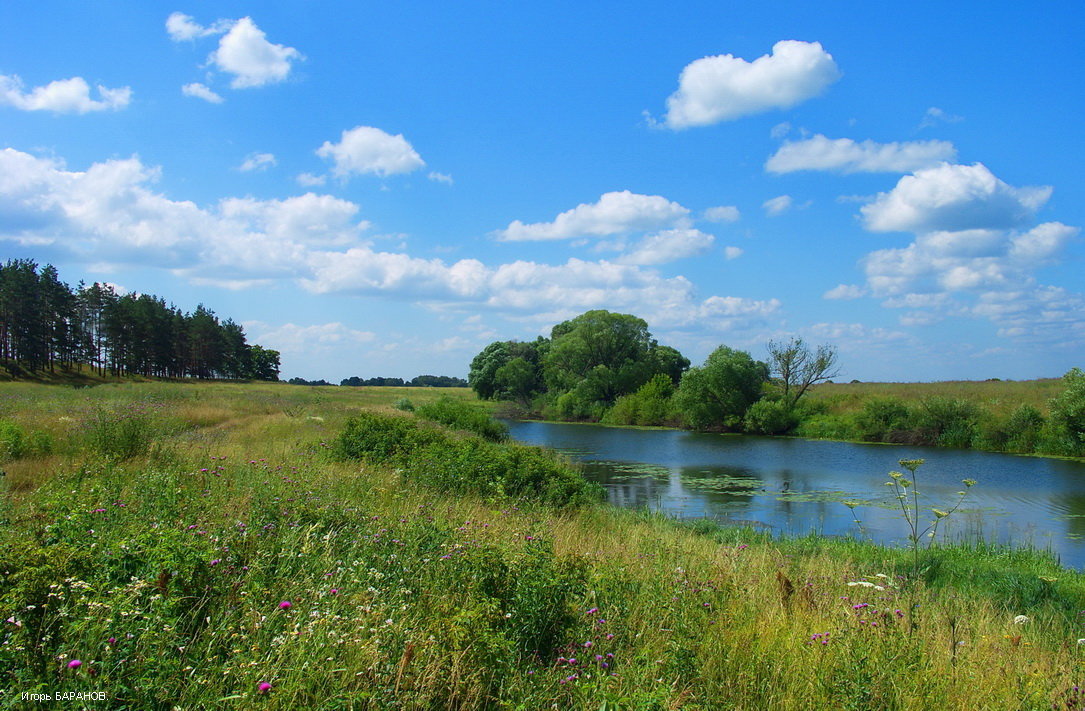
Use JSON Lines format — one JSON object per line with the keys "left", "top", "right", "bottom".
{"left": 68, "top": 659, "right": 82, "bottom": 669}
{"left": 258, "top": 682, "right": 272, "bottom": 693}
{"left": 278, "top": 601, "right": 292, "bottom": 610}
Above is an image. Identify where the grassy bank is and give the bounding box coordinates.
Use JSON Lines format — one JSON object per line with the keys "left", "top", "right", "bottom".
{"left": 2, "top": 381, "right": 1084, "bottom": 709}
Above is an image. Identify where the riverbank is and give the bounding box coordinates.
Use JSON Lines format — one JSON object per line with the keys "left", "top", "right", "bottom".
{"left": 2, "top": 381, "right": 1084, "bottom": 708}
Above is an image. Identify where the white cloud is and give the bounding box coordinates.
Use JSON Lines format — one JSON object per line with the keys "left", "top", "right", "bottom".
{"left": 617, "top": 228, "right": 715, "bottom": 265}
{"left": 0, "top": 148, "right": 368, "bottom": 276}
{"left": 239, "top": 152, "right": 277, "bottom": 172}
{"left": 182, "top": 82, "right": 224, "bottom": 103}
{"left": 497, "top": 190, "right": 690, "bottom": 241}
{"left": 244, "top": 321, "right": 376, "bottom": 355}
{"left": 861, "top": 163, "right": 1052, "bottom": 233}
{"left": 427, "top": 171, "right": 453, "bottom": 185}
{"left": 209, "top": 17, "right": 302, "bottom": 89}
{"left": 296, "top": 172, "right": 326, "bottom": 187}
{"left": 662, "top": 40, "right": 840, "bottom": 129}
{"left": 0, "top": 74, "right": 131, "bottom": 114}
{"left": 919, "top": 106, "right": 963, "bottom": 130}
{"left": 770, "top": 122, "right": 792, "bottom": 140}
{"left": 723, "top": 246, "right": 744, "bottom": 260}
{"left": 166, "top": 12, "right": 231, "bottom": 41}
{"left": 316, "top": 126, "right": 425, "bottom": 179}
{"left": 0, "top": 147, "right": 784, "bottom": 339}
{"left": 824, "top": 284, "right": 866, "bottom": 300}
{"left": 765, "top": 135, "right": 957, "bottom": 174}
{"left": 703, "top": 205, "right": 740, "bottom": 223}
{"left": 762, "top": 195, "right": 792, "bottom": 216}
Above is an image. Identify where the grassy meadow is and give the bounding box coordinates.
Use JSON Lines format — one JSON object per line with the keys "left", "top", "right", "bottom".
{"left": 2, "top": 380, "right": 1085, "bottom": 709}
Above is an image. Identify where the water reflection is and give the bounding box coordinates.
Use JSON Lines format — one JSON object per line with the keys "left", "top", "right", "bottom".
{"left": 505, "top": 420, "right": 1085, "bottom": 569}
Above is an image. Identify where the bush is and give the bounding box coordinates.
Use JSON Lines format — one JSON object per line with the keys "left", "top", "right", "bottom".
{"left": 914, "top": 397, "right": 981, "bottom": 448}
{"left": 602, "top": 374, "right": 674, "bottom": 426}
{"left": 415, "top": 396, "right": 508, "bottom": 441}
{"left": 85, "top": 407, "right": 157, "bottom": 460}
{"left": 1045, "top": 368, "right": 1085, "bottom": 457}
{"left": 743, "top": 399, "right": 798, "bottom": 435}
{"left": 794, "top": 413, "right": 855, "bottom": 440}
{"left": 332, "top": 411, "right": 444, "bottom": 463}
{"left": 1004, "top": 404, "right": 1045, "bottom": 453}
{"left": 333, "top": 410, "right": 600, "bottom": 507}
{"left": 0, "top": 420, "right": 52, "bottom": 461}
{"left": 854, "top": 397, "right": 915, "bottom": 442}
{"left": 393, "top": 397, "right": 415, "bottom": 412}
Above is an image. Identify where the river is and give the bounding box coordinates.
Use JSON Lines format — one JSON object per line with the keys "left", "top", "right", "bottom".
{"left": 505, "top": 419, "right": 1085, "bottom": 570}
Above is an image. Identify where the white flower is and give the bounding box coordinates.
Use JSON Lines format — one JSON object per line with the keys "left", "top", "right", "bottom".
{"left": 1013, "top": 615, "right": 1030, "bottom": 625}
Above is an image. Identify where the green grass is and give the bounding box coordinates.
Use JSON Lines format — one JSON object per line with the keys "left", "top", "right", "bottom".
{"left": 1, "top": 379, "right": 1084, "bottom": 709}
{"left": 809, "top": 378, "right": 1064, "bottom": 419}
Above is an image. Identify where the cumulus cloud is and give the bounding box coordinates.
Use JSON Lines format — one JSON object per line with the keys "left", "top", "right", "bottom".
{"left": 165, "top": 12, "right": 231, "bottom": 41}
{"left": 765, "top": 135, "right": 957, "bottom": 174}
{"left": 209, "top": 17, "right": 302, "bottom": 89}
{"left": 316, "top": 126, "right": 425, "bottom": 179}
{"left": 296, "top": 172, "right": 326, "bottom": 187}
{"left": 662, "top": 40, "right": 840, "bottom": 129}
{"left": 497, "top": 191, "right": 690, "bottom": 241}
{"left": 723, "top": 246, "right": 744, "bottom": 260}
{"left": 182, "top": 82, "right": 224, "bottom": 103}
{"left": 762, "top": 195, "right": 793, "bottom": 216}
{"left": 617, "top": 228, "right": 715, "bottom": 265}
{"left": 861, "top": 163, "right": 1052, "bottom": 233}
{"left": 824, "top": 284, "right": 866, "bottom": 300}
{"left": 239, "top": 152, "right": 277, "bottom": 172}
{"left": 0, "top": 148, "right": 368, "bottom": 275}
{"left": 0, "top": 74, "right": 131, "bottom": 113}
{"left": 703, "top": 205, "right": 740, "bottom": 223}
{"left": 244, "top": 321, "right": 376, "bottom": 355}
{"left": 0, "top": 147, "right": 778, "bottom": 336}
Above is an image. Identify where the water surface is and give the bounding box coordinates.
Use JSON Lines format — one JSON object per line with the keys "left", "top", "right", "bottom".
{"left": 505, "top": 420, "right": 1085, "bottom": 569}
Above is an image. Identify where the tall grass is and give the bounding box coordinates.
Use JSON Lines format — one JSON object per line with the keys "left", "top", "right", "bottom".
{"left": 1, "top": 380, "right": 1083, "bottom": 709}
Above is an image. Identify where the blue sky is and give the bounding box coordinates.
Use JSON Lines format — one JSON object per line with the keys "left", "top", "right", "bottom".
{"left": 2, "top": 2, "right": 1082, "bottom": 382}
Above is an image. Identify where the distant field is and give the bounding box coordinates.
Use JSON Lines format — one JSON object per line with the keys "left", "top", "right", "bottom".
{"left": 808, "top": 378, "right": 1064, "bottom": 418}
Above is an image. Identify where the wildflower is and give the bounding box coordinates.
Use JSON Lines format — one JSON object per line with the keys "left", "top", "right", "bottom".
{"left": 586, "top": 607, "right": 598, "bottom": 615}
{"left": 1076, "top": 639, "right": 1085, "bottom": 645}
{"left": 258, "top": 682, "right": 272, "bottom": 693}
{"left": 278, "top": 601, "right": 292, "bottom": 610}
{"left": 68, "top": 659, "right": 82, "bottom": 669}
{"left": 1013, "top": 615, "right": 1029, "bottom": 625}
{"left": 107, "top": 637, "right": 116, "bottom": 645}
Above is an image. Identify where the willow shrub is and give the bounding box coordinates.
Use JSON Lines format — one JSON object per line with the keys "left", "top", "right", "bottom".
{"left": 334, "top": 410, "right": 600, "bottom": 508}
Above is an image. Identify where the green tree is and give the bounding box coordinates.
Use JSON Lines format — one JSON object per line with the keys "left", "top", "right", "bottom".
{"left": 1047, "top": 368, "right": 1085, "bottom": 456}
{"left": 765, "top": 337, "right": 840, "bottom": 408}
{"left": 495, "top": 356, "right": 537, "bottom": 406}
{"left": 674, "top": 345, "right": 768, "bottom": 430}
{"left": 543, "top": 310, "right": 657, "bottom": 404}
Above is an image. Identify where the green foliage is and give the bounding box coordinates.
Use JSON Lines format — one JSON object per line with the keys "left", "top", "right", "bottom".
{"left": 84, "top": 406, "right": 160, "bottom": 460}
{"left": 1046, "top": 367, "right": 1085, "bottom": 456}
{"left": 915, "top": 397, "right": 982, "bottom": 447}
{"left": 415, "top": 396, "right": 508, "bottom": 441}
{"left": 334, "top": 410, "right": 599, "bottom": 507}
{"left": 854, "top": 397, "right": 915, "bottom": 442}
{"left": 602, "top": 374, "right": 674, "bottom": 426}
{"left": 794, "top": 412, "right": 855, "bottom": 440}
{"left": 0, "top": 419, "right": 51, "bottom": 460}
{"left": 742, "top": 398, "right": 799, "bottom": 435}
{"left": 392, "top": 396, "right": 415, "bottom": 411}
{"left": 673, "top": 346, "right": 768, "bottom": 430}
{"left": 1004, "top": 404, "right": 1045, "bottom": 453}
{"left": 495, "top": 356, "right": 538, "bottom": 406}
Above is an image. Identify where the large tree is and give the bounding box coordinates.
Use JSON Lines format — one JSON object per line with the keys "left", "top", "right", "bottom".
{"left": 674, "top": 345, "right": 768, "bottom": 430}
{"left": 765, "top": 337, "right": 840, "bottom": 408}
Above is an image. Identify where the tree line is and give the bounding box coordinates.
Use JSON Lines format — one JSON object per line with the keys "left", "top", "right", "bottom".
{"left": 468, "top": 309, "right": 837, "bottom": 434}
{"left": 287, "top": 375, "right": 468, "bottom": 387}
{"left": 468, "top": 309, "right": 1085, "bottom": 456}
{"left": 0, "top": 260, "right": 280, "bottom": 380}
